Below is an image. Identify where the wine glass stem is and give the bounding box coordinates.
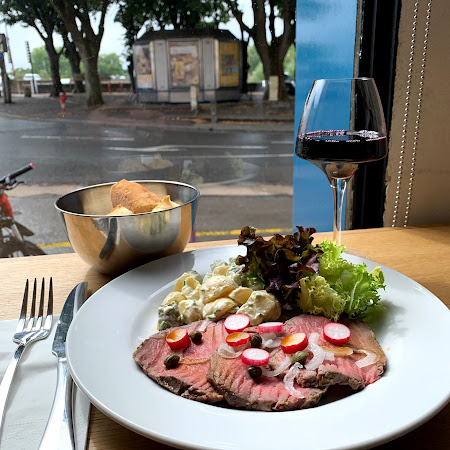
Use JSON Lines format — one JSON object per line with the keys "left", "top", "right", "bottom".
{"left": 330, "top": 177, "right": 348, "bottom": 245}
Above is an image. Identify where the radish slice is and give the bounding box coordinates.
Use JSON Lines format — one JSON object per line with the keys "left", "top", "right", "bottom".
{"left": 224, "top": 314, "right": 250, "bottom": 333}
{"left": 217, "top": 342, "right": 243, "bottom": 359}
{"left": 226, "top": 332, "right": 250, "bottom": 347}
{"left": 283, "top": 363, "right": 305, "bottom": 399}
{"left": 281, "top": 333, "right": 308, "bottom": 354}
{"left": 258, "top": 322, "right": 283, "bottom": 334}
{"left": 261, "top": 353, "right": 291, "bottom": 377}
{"left": 241, "top": 348, "right": 270, "bottom": 366}
{"left": 166, "top": 328, "right": 191, "bottom": 351}
{"left": 323, "top": 322, "right": 351, "bottom": 345}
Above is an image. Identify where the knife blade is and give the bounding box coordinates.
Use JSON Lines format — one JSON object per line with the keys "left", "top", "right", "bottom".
{"left": 39, "top": 282, "right": 87, "bottom": 450}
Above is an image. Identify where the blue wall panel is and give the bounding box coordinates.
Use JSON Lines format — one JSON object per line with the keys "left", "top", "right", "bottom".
{"left": 292, "top": 0, "right": 358, "bottom": 232}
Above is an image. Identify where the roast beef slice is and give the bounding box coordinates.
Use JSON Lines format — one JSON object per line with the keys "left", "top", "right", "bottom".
{"left": 133, "top": 321, "right": 227, "bottom": 403}
{"left": 283, "top": 315, "right": 386, "bottom": 390}
{"left": 207, "top": 352, "right": 327, "bottom": 411}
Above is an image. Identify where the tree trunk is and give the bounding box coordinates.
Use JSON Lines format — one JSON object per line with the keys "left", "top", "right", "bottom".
{"left": 62, "top": 34, "right": 84, "bottom": 93}
{"left": 44, "top": 40, "right": 63, "bottom": 97}
{"left": 81, "top": 51, "right": 103, "bottom": 106}
{"left": 127, "top": 61, "right": 136, "bottom": 93}
{"left": 49, "top": 0, "right": 107, "bottom": 106}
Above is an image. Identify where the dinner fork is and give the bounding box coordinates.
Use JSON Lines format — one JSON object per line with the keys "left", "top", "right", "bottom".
{"left": 0, "top": 278, "right": 53, "bottom": 432}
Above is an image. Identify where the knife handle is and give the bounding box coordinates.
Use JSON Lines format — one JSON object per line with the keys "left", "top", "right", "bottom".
{"left": 39, "top": 359, "right": 75, "bottom": 450}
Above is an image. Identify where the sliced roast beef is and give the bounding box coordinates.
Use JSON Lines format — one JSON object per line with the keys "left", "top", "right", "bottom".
{"left": 133, "top": 320, "right": 227, "bottom": 404}
{"left": 207, "top": 352, "right": 327, "bottom": 411}
{"left": 283, "top": 315, "right": 386, "bottom": 390}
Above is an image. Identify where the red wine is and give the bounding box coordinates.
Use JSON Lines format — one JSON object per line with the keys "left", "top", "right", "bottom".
{"left": 296, "top": 130, "right": 387, "bottom": 163}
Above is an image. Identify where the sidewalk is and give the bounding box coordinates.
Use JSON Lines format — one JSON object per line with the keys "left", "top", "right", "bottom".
{"left": 0, "top": 92, "right": 295, "bottom": 132}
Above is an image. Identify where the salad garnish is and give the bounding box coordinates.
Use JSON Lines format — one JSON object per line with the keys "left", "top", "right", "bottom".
{"left": 236, "top": 226, "right": 385, "bottom": 322}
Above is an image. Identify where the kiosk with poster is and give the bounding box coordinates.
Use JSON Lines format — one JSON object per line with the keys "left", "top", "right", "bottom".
{"left": 132, "top": 28, "right": 241, "bottom": 103}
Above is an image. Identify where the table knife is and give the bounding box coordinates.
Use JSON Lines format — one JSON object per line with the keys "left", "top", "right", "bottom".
{"left": 38, "top": 282, "right": 87, "bottom": 450}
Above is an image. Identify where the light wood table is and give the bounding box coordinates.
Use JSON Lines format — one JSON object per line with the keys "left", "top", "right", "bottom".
{"left": 1, "top": 225, "right": 449, "bottom": 449}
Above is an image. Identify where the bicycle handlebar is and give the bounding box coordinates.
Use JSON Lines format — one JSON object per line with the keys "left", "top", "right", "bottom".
{"left": 0, "top": 163, "right": 35, "bottom": 187}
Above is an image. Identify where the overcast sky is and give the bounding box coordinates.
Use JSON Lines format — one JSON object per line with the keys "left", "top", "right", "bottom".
{"left": 1, "top": 2, "right": 267, "bottom": 72}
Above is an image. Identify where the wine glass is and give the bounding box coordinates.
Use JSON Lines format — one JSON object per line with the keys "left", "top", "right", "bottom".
{"left": 295, "top": 78, "right": 387, "bottom": 246}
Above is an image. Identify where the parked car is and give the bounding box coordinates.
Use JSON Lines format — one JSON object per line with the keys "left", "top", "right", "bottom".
{"left": 261, "top": 73, "right": 295, "bottom": 96}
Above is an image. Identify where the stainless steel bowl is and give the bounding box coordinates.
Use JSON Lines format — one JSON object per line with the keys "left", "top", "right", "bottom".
{"left": 55, "top": 180, "right": 200, "bottom": 275}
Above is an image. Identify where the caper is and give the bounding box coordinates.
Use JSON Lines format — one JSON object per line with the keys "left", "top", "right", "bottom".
{"left": 250, "top": 333, "right": 262, "bottom": 348}
{"left": 159, "top": 320, "right": 169, "bottom": 330}
{"left": 247, "top": 366, "right": 262, "bottom": 379}
{"left": 164, "top": 353, "right": 180, "bottom": 369}
{"left": 189, "top": 330, "right": 203, "bottom": 344}
{"left": 291, "top": 350, "right": 309, "bottom": 365}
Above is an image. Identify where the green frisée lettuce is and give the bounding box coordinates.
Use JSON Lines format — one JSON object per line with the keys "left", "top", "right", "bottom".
{"left": 316, "top": 240, "right": 385, "bottom": 319}
{"left": 298, "top": 275, "right": 346, "bottom": 322}
{"left": 236, "top": 226, "right": 385, "bottom": 321}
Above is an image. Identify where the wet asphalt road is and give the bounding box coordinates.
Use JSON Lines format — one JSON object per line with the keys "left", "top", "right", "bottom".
{"left": 1, "top": 116, "right": 295, "bottom": 254}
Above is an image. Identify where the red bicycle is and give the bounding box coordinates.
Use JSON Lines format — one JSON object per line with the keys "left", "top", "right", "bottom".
{"left": 0, "top": 163, "right": 46, "bottom": 257}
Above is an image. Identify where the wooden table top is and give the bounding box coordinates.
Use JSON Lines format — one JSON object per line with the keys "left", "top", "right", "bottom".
{"left": 1, "top": 224, "right": 449, "bottom": 449}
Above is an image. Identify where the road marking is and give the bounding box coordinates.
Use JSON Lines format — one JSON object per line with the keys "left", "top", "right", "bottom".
{"left": 195, "top": 228, "right": 292, "bottom": 237}
{"left": 106, "top": 151, "right": 293, "bottom": 159}
{"left": 21, "top": 135, "right": 135, "bottom": 141}
{"left": 39, "top": 227, "right": 294, "bottom": 248}
{"left": 105, "top": 144, "right": 267, "bottom": 152}
{"left": 38, "top": 241, "right": 71, "bottom": 249}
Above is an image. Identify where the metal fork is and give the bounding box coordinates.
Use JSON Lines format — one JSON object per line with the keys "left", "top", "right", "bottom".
{"left": 0, "top": 278, "right": 53, "bottom": 432}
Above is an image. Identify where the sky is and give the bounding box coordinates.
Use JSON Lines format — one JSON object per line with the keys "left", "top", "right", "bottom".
{"left": 1, "top": 2, "right": 263, "bottom": 73}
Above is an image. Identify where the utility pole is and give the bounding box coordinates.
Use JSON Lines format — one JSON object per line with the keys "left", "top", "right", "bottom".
{"left": 25, "top": 41, "right": 37, "bottom": 94}
{"left": 4, "top": 26, "right": 14, "bottom": 76}
{"left": 0, "top": 33, "right": 11, "bottom": 103}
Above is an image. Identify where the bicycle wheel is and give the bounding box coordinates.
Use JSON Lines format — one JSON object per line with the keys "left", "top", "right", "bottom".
{"left": 0, "top": 237, "right": 45, "bottom": 257}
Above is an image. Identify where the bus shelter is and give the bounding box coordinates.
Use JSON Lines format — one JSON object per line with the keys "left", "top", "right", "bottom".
{"left": 133, "top": 28, "right": 242, "bottom": 103}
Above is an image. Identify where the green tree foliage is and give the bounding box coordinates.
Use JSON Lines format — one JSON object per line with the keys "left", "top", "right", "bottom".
{"left": 0, "top": 0, "right": 65, "bottom": 95}
{"left": 248, "top": 43, "right": 295, "bottom": 83}
{"left": 29, "top": 47, "right": 52, "bottom": 78}
{"left": 98, "top": 53, "right": 125, "bottom": 78}
{"left": 21, "top": 45, "right": 124, "bottom": 79}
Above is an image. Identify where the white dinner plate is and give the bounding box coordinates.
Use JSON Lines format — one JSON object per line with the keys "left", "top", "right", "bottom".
{"left": 67, "top": 245, "right": 450, "bottom": 450}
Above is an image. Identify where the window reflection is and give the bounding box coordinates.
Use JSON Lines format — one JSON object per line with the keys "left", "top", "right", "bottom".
{"left": 0, "top": 3, "right": 296, "bottom": 256}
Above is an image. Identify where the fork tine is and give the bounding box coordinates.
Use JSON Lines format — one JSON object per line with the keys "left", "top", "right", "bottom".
{"left": 43, "top": 277, "right": 53, "bottom": 330}
{"left": 26, "top": 278, "right": 37, "bottom": 331}
{"left": 14, "top": 280, "right": 29, "bottom": 334}
{"left": 34, "top": 279, "right": 45, "bottom": 330}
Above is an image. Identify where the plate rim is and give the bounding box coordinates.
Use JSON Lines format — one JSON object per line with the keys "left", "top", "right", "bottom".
{"left": 67, "top": 245, "right": 450, "bottom": 449}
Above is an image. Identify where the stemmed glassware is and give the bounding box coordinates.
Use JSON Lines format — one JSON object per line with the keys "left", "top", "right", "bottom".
{"left": 295, "top": 78, "right": 388, "bottom": 246}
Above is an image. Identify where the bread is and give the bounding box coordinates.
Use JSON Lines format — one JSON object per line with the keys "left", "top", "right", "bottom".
{"left": 107, "top": 205, "right": 133, "bottom": 216}
{"left": 110, "top": 179, "right": 161, "bottom": 214}
{"left": 152, "top": 195, "right": 179, "bottom": 212}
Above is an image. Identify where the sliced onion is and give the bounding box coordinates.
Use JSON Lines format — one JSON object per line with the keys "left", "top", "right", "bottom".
{"left": 179, "top": 357, "right": 210, "bottom": 365}
{"left": 283, "top": 363, "right": 305, "bottom": 399}
{"left": 305, "top": 333, "right": 326, "bottom": 370}
{"left": 261, "top": 333, "right": 276, "bottom": 343}
{"left": 197, "top": 319, "right": 212, "bottom": 332}
{"left": 355, "top": 350, "right": 378, "bottom": 368}
{"left": 321, "top": 346, "right": 354, "bottom": 357}
{"left": 217, "top": 342, "right": 243, "bottom": 359}
{"left": 262, "top": 336, "right": 283, "bottom": 349}
{"left": 261, "top": 354, "right": 291, "bottom": 377}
